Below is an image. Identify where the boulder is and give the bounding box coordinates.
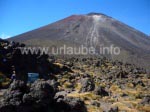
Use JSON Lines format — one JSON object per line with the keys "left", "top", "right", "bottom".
{"left": 108, "top": 106, "right": 119, "bottom": 112}
{"left": 141, "top": 95, "right": 150, "bottom": 105}
{"left": 54, "top": 96, "right": 86, "bottom": 112}
{"left": 0, "top": 80, "right": 56, "bottom": 112}
{"left": 94, "top": 86, "right": 109, "bottom": 96}
{"left": 79, "top": 78, "right": 95, "bottom": 92}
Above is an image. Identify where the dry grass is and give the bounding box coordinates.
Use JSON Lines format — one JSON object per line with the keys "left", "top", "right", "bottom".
{"left": 0, "top": 72, "right": 10, "bottom": 88}
{"left": 126, "top": 83, "right": 134, "bottom": 88}
{"left": 111, "top": 102, "right": 137, "bottom": 112}
{"left": 87, "top": 105, "right": 103, "bottom": 112}
{"left": 63, "top": 82, "right": 73, "bottom": 88}
{"left": 110, "top": 85, "right": 122, "bottom": 94}
{"left": 123, "top": 89, "right": 142, "bottom": 98}
{"left": 137, "top": 105, "right": 150, "bottom": 112}
{"left": 67, "top": 92, "right": 100, "bottom": 101}
{"left": 74, "top": 83, "right": 82, "bottom": 92}
{"left": 54, "top": 63, "right": 64, "bottom": 68}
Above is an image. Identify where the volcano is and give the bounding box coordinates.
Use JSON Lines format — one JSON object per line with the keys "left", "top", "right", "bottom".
{"left": 9, "top": 13, "right": 150, "bottom": 71}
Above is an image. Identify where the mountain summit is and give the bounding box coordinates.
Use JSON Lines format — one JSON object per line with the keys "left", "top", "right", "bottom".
{"left": 9, "top": 13, "right": 150, "bottom": 70}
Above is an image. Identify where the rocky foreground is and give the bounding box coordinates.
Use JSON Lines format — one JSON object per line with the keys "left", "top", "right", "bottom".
{"left": 0, "top": 57, "right": 150, "bottom": 112}
{"left": 0, "top": 39, "right": 150, "bottom": 112}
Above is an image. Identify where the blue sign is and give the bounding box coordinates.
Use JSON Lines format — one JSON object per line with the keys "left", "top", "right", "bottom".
{"left": 28, "top": 73, "right": 39, "bottom": 83}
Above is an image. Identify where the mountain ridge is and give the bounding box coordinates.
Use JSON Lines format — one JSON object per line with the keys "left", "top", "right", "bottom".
{"left": 9, "top": 13, "right": 149, "bottom": 38}
{"left": 8, "top": 13, "right": 150, "bottom": 71}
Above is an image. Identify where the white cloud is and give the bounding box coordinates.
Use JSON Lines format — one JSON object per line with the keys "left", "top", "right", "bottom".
{"left": 0, "top": 33, "right": 11, "bottom": 39}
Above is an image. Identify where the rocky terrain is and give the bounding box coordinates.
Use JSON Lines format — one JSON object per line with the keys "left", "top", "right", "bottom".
{"left": 0, "top": 39, "right": 150, "bottom": 112}
{"left": 0, "top": 38, "right": 71, "bottom": 87}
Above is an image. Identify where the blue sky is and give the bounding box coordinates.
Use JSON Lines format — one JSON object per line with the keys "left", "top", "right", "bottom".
{"left": 0, "top": 0, "right": 149, "bottom": 39}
